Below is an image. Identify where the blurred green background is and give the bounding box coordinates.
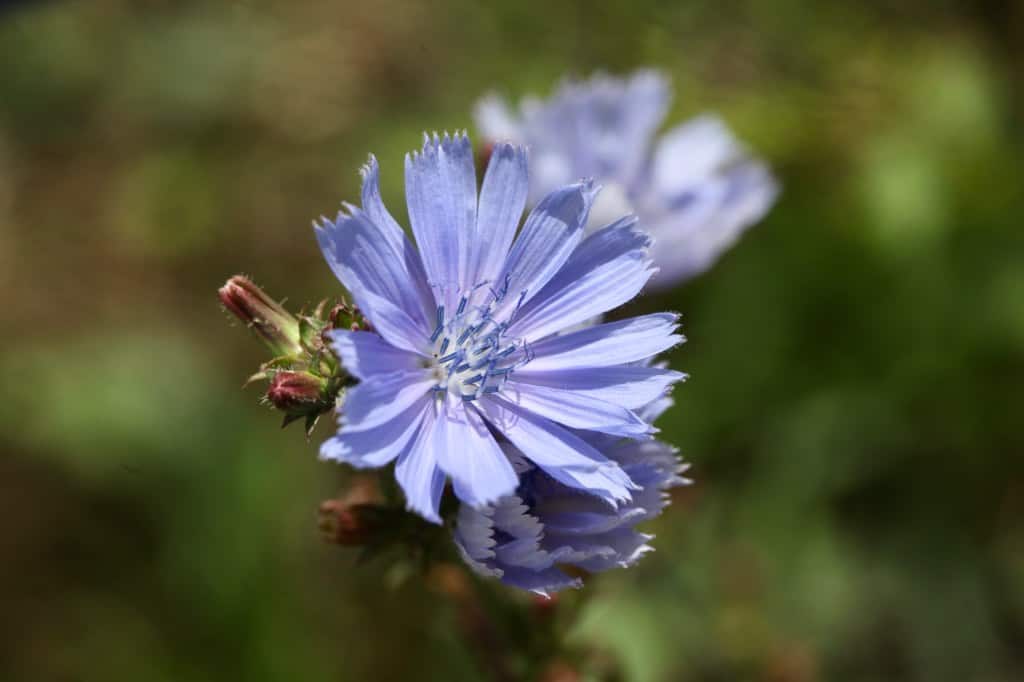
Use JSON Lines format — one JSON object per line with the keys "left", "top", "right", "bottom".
{"left": 2, "top": 1, "right": 1023, "bottom": 680}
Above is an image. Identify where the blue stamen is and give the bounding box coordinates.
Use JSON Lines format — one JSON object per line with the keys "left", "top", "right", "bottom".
{"left": 495, "top": 345, "right": 517, "bottom": 359}
{"left": 439, "top": 337, "right": 450, "bottom": 355}
{"left": 430, "top": 306, "right": 446, "bottom": 342}
{"left": 456, "top": 296, "right": 468, "bottom": 315}
{"left": 512, "top": 289, "right": 528, "bottom": 315}
{"left": 439, "top": 351, "right": 460, "bottom": 364}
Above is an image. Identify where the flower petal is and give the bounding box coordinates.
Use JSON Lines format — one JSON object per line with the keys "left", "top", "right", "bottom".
{"left": 319, "top": 395, "right": 430, "bottom": 469}
{"left": 360, "top": 156, "right": 436, "bottom": 315}
{"left": 499, "top": 566, "right": 581, "bottom": 596}
{"left": 502, "top": 381, "right": 653, "bottom": 439}
{"left": 404, "top": 132, "right": 477, "bottom": 304}
{"left": 574, "top": 69, "right": 670, "bottom": 185}
{"left": 649, "top": 115, "right": 744, "bottom": 196}
{"left": 478, "top": 397, "right": 635, "bottom": 505}
{"left": 525, "top": 313, "right": 682, "bottom": 371}
{"left": 511, "top": 365, "right": 685, "bottom": 410}
{"left": 327, "top": 329, "right": 421, "bottom": 380}
{"left": 472, "top": 142, "right": 529, "bottom": 287}
{"left": 647, "top": 160, "right": 779, "bottom": 288}
{"left": 395, "top": 408, "right": 446, "bottom": 524}
{"left": 493, "top": 180, "right": 597, "bottom": 317}
{"left": 454, "top": 504, "right": 498, "bottom": 565}
{"left": 433, "top": 404, "right": 519, "bottom": 507}
{"left": 356, "top": 288, "right": 431, "bottom": 356}
{"left": 315, "top": 207, "right": 429, "bottom": 330}
{"left": 339, "top": 370, "right": 433, "bottom": 433}
{"left": 507, "top": 216, "right": 654, "bottom": 341}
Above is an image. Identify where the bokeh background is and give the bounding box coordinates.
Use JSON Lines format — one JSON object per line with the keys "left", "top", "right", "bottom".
{"left": 2, "top": 1, "right": 1023, "bottom": 680}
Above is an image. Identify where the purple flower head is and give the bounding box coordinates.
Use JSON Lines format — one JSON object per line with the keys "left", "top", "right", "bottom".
{"left": 476, "top": 70, "right": 780, "bottom": 289}
{"left": 454, "top": 398, "right": 690, "bottom": 595}
{"left": 315, "top": 132, "right": 685, "bottom": 523}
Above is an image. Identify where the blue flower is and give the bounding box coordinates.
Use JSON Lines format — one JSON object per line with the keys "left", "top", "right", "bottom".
{"left": 476, "top": 70, "right": 779, "bottom": 289}
{"left": 454, "top": 398, "right": 690, "bottom": 595}
{"left": 315, "top": 132, "right": 685, "bottom": 523}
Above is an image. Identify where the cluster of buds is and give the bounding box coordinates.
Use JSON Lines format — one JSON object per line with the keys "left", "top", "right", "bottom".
{"left": 219, "top": 275, "right": 368, "bottom": 436}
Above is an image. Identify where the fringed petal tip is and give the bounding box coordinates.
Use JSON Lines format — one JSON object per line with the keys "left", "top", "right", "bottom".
{"left": 488, "top": 140, "right": 530, "bottom": 163}
{"left": 358, "top": 154, "right": 380, "bottom": 180}
{"left": 409, "top": 130, "right": 473, "bottom": 159}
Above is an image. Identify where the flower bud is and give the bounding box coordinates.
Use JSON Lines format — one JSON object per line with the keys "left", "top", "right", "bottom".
{"left": 219, "top": 276, "right": 302, "bottom": 357}
{"left": 266, "top": 371, "right": 329, "bottom": 412}
{"left": 318, "top": 500, "right": 387, "bottom": 546}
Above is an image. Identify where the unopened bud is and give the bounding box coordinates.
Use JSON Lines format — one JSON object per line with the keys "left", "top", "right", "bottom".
{"left": 318, "top": 500, "right": 387, "bottom": 546}
{"left": 219, "top": 276, "right": 302, "bottom": 357}
{"left": 266, "top": 371, "right": 328, "bottom": 411}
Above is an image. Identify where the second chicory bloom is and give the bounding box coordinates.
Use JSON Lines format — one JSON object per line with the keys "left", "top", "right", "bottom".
{"left": 316, "top": 132, "right": 684, "bottom": 523}
{"left": 476, "top": 70, "right": 779, "bottom": 289}
{"left": 454, "top": 398, "right": 690, "bottom": 595}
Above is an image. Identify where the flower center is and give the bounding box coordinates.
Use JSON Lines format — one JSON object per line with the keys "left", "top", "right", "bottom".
{"left": 427, "top": 280, "right": 531, "bottom": 402}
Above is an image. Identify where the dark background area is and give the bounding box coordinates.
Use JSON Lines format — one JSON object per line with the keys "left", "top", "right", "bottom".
{"left": 1, "top": 1, "right": 1023, "bottom": 680}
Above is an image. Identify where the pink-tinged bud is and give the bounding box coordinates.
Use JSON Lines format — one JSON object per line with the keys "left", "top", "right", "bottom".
{"left": 318, "top": 500, "right": 386, "bottom": 546}
{"left": 476, "top": 141, "right": 495, "bottom": 172}
{"left": 219, "top": 276, "right": 302, "bottom": 357}
{"left": 266, "top": 371, "right": 327, "bottom": 412}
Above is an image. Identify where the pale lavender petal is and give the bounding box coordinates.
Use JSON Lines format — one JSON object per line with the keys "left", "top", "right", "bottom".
{"left": 502, "top": 381, "right": 653, "bottom": 439}
{"left": 404, "top": 132, "right": 477, "bottom": 303}
{"left": 507, "top": 216, "right": 654, "bottom": 341}
{"left": 355, "top": 288, "right": 431, "bottom": 356}
{"left": 472, "top": 143, "right": 529, "bottom": 286}
{"left": 319, "top": 396, "right": 430, "bottom": 469}
{"left": 314, "top": 208, "right": 429, "bottom": 330}
{"left": 433, "top": 404, "right": 518, "bottom": 507}
{"left": 649, "top": 115, "right": 744, "bottom": 197}
{"left": 647, "top": 160, "right": 779, "bottom": 288}
{"left": 327, "top": 329, "right": 421, "bottom": 380}
{"left": 360, "top": 156, "right": 436, "bottom": 315}
{"left": 478, "top": 397, "right": 635, "bottom": 505}
{"left": 339, "top": 370, "right": 433, "bottom": 433}
{"left": 511, "top": 365, "right": 685, "bottom": 410}
{"left": 395, "top": 409, "right": 446, "bottom": 524}
{"left": 525, "top": 313, "right": 683, "bottom": 371}
{"left": 493, "top": 180, "right": 597, "bottom": 317}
